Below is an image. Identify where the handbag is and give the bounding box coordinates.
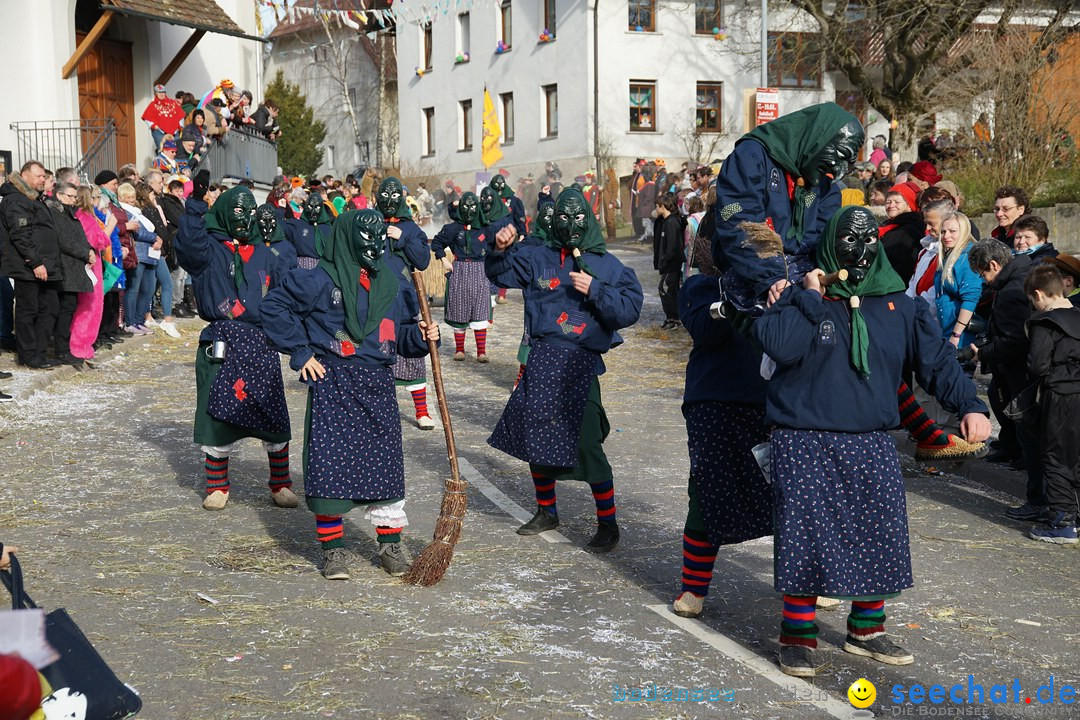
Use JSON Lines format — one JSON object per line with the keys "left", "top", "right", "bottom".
{"left": 1, "top": 555, "right": 142, "bottom": 719}
{"left": 102, "top": 261, "right": 123, "bottom": 293}
{"left": 1004, "top": 381, "right": 1041, "bottom": 424}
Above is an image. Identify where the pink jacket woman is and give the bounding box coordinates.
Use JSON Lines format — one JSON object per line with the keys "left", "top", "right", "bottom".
{"left": 72, "top": 203, "right": 112, "bottom": 358}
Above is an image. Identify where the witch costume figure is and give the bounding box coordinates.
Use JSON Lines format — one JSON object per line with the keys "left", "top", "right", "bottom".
{"left": 671, "top": 242, "right": 771, "bottom": 620}
{"left": 261, "top": 210, "right": 439, "bottom": 581}
{"left": 491, "top": 173, "right": 527, "bottom": 236}
{"left": 255, "top": 202, "right": 297, "bottom": 268}
{"left": 712, "top": 102, "right": 986, "bottom": 462}
{"left": 175, "top": 173, "right": 297, "bottom": 512}
{"left": 753, "top": 206, "right": 990, "bottom": 677}
{"left": 284, "top": 191, "right": 333, "bottom": 269}
{"left": 376, "top": 177, "right": 436, "bottom": 430}
{"left": 432, "top": 190, "right": 512, "bottom": 362}
{"left": 486, "top": 188, "right": 643, "bottom": 553}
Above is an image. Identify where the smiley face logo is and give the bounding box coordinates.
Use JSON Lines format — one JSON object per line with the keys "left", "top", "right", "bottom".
{"left": 848, "top": 678, "right": 876, "bottom": 709}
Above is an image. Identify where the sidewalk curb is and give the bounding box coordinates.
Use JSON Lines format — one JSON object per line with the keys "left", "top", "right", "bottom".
{"left": 1, "top": 332, "right": 156, "bottom": 407}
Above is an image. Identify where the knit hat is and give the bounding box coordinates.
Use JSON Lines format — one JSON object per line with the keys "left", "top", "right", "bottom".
{"left": 219, "top": 78, "right": 235, "bottom": 89}
{"left": 154, "top": 83, "right": 166, "bottom": 93}
{"left": 94, "top": 169, "right": 118, "bottom": 185}
{"left": 162, "top": 139, "right": 177, "bottom": 150}
{"left": 888, "top": 181, "right": 921, "bottom": 211}
{"left": 910, "top": 160, "right": 942, "bottom": 185}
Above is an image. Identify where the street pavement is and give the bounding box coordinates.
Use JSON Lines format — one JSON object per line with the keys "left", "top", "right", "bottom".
{"left": 0, "top": 243, "right": 1077, "bottom": 720}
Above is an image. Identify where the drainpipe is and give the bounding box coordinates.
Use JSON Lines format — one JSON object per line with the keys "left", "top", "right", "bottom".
{"left": 593, "top": 0, "right": 601, "bottom": 181}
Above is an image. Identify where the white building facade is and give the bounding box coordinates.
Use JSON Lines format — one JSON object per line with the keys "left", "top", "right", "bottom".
{"left": 264, "top": 2, "right": 398, "bottom": 179}
{"left": 395, "top": 0, "right": 888, "bottom": 190}
{"left": 0, "top": 0, "right": 262, "bottom": 178}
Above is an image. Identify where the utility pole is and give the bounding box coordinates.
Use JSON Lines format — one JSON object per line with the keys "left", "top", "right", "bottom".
{"left": 760, "top": 0, "right": 768, "bottom": 87}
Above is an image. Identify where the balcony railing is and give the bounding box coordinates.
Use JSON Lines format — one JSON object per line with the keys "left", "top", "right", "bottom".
{"left": 202, "top": 128, "right": 279, "bottom": 186}
{"left": 10, "top": 119, "right": 116, "bottom": 183}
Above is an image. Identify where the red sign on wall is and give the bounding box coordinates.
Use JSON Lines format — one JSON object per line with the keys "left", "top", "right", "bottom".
{"left": 755, "top": 88, "right": 780, "bottom": 126}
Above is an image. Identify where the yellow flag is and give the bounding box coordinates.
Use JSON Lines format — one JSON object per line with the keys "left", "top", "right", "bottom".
{"left": 481, "top": 89, "right": 503, "bottom": 169}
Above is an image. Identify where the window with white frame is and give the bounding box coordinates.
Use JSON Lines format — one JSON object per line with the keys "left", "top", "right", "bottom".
{"left": 542, "top": 84, "right": 558, "bottom": 138}
{"left": 422, "top": 107, "right": 435, "bottom": 156}
{"left": 500, "top": 92, "right": 515, "bottom": 143}
{"left": 460, "top": 99, "right": 473, "bottom": 151}
{"left": 456, "top": 12, "right": 471, "bottom": 59}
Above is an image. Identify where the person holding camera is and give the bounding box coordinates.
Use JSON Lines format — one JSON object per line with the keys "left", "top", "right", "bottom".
{"left": 965, "top": 239, "right": 1043, "bottom": 520}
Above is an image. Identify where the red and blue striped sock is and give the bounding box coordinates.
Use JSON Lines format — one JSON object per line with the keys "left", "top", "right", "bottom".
{"left": 267, "top": 443, "right": 291, "bottom": 491}
{"left": 847, "top": 599, "right": 886, "bottom": 640}
{"left": 205, "top": 453, "right": 229, "bottom": 494}
{"left": 454, "top": 330, "right": 466, "bottom": 354}
{"left": 376, "top": 526, "right": 402, "bottom": 544}
{"left": 315, "top": 515, "right": 344, "bottom": 549}
{"left": 898, "top": 382, "right": 949, "bottom": 447}
{"left": 514, "top": 364, "right": 526, "bottom": 388}
{"left": 531, "top": 470, "right": 557, "bottom": 515}
{"left": 410, "top": 387, "right": 429, "bottom": 418}
{"left": 681, "top": 530, "right": 718, "bottom": 597}
{"left": 474, "top": 328, "right": 488, "bottom": 356}
{"left": 780, "top": 595, "right": 819, "bottom": 648}
{"left": 498, "top": 287, "right": 507, "bottom": 300}
{"left": 590, "top": 478, "right": 617, "bottom": 526}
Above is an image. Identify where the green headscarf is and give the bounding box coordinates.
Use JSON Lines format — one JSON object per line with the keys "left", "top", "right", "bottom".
{"left": 254, "top": 203, "right": 286, "bottom": 246}
{"left": 205, "top": 186, "right": 257, "bottom": 291}
{"left": 815, "top": 206, "right": 905, "bottom": 379}
{"left": 743, "top": 102, "right": 860, "bottom": 244}
{"left": 376, "top": 177, "right": 412, "bottom": 220}
{"left": 530, "top": 201, "right": 554, "bottom": 245}
{"left": 318, "top": 210, "right": 400, "bottom": 343}
{"left": 478, "top": 185, "right": 509, "bottom": 226}
{"left": 552, "top": 187, "right": 606, "bottom": 276}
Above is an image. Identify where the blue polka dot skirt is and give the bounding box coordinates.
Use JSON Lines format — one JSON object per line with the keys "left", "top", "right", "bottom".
{"left": 303, "top": 356, "right": 405, "bottom": 502}
{"left": 445, "top": 260, "right": 491, "bottom": 325}
{"left": 488, "top": 340, "right": 598, "bottom": 467}
{"left": 685, "top": 401, "right": 772, "bottom": 546}
{"left": 770, "top": 429, "right": 913, "bottom": 596}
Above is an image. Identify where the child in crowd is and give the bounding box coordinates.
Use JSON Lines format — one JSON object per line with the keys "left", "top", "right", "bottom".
{"left": 1024, "top": 264, "right": 1080, "bottom": 544}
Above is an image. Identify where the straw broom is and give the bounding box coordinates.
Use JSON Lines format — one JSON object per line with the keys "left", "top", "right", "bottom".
{"left": 739, "top": 221, "right": 847, "bottom": 287}
{"left": 402, "top": 269, "right": 468, "bottom": 586}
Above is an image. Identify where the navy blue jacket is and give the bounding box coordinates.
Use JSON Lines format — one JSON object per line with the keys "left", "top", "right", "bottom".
{"left": 261, "top": 266, "right": 430, "bottom": 372}
{"left": 283, "top": 217, "right": 330, "bottom": 260}
{"left": 387, "top": 218, "right": 431, "bottom": 271}
{"left": 505, "top": 196, "right": 527, "bottom": 236}
{"left": 680, "top": 275, "right": 767, "bottom": 408}
{"left": 432, "top": 216, "right": 512, "bottom": 261}
{"left": 486, "top": 243, "right": 642, "bottom": 365}
{"left": 754, "top": 287, "right": 987, "bottom": 432}
{"left": 712, "top": 140, "right": 841, "bottom": 296}
{"left": 176, "top": 197, "right": 291, "bottom": 342}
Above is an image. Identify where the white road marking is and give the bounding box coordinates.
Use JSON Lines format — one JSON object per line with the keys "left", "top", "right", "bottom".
{"left": 645, "top": 605, "right": 858, "bottom": 719}
{"left": 457, "top": 456, "right": 572, "bottom": 543}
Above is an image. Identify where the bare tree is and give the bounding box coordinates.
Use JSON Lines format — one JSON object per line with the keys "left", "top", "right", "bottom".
{"left": 672, "top": 110, "right": 725, "bottom": 166}
{"left": 933, "top": 25, "right": 1080, "bottom": 194}
{"left": 717, "top": 0, "right": 1077, "bottom": 150}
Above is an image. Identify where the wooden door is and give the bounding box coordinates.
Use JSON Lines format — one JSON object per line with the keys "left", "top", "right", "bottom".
{"left": 76, "top": 33, "right": 135, "bottom": 168}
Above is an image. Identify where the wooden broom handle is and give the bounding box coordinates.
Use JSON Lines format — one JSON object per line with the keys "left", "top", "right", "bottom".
{"left": 411, "top": 270, "right": 461, "bottom": 484}
{"left": 817, "top": 268, "right": 848, "bottom": 287}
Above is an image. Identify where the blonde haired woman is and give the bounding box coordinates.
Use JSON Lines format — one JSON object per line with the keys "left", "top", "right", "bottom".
{"left": 934, "top": 212, "right": 983, "bottom": 349}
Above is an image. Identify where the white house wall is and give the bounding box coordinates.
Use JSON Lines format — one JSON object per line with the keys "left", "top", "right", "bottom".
{"left": 0, "top": 0, "right": 82, "bottom": 166}
{"left": 0, "top": 0, "right": 259, "bottom": 172}
{"left": 264, "top": 30, "right": 382, "bottom": 178}
{"left": 397, "top": 0, "right": 592, "bottom": 187}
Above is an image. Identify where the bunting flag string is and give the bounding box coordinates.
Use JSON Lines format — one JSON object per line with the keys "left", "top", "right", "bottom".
{"left": 263, "top": 0, "right": 497, "bottom": 32}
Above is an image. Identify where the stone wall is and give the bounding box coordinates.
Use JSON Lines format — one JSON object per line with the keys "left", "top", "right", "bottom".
{"left": 971, "top": 203, "right": 1080, "bottom": 255}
